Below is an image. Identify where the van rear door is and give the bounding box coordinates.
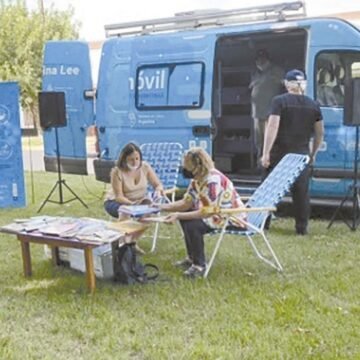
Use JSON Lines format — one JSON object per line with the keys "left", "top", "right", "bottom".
{"left": 42, "top": 41, "right": 94, "bottom": 175}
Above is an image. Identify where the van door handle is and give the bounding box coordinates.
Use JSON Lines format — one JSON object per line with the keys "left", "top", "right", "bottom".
{"left": 192, "top": 126, "right": 211, "bottom": 137}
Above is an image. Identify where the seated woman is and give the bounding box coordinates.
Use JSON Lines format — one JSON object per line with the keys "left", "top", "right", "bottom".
{"left": 158, "top": 147, "right": 246, "bottom": 278}
{"left": 104, "top": 142, "right": 164, "bottom": 218}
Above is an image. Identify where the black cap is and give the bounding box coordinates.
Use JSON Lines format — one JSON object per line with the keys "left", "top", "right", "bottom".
{"left": 285, "top": 69, "right": 306, "bottom": 81}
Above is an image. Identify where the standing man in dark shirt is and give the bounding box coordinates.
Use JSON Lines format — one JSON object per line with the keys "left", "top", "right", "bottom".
{"left": 250, "top": 49, "right": 284, "bottom": 165}
{"left": 261, "top": 69, "right": 324, "bottom": 235}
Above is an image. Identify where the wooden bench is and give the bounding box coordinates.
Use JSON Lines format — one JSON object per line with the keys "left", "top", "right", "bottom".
{"left": 2, "top": 230, "right": 121, "bottom": 293}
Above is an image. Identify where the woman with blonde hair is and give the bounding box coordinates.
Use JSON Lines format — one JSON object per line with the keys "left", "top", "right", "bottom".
{"left": 158, "top": 147, "right": 246, "bottom": 278}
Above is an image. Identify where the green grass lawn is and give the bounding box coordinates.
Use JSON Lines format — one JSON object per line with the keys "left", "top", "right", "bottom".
{"left": 0, "top": 172, "right": 359, "bottom": 359}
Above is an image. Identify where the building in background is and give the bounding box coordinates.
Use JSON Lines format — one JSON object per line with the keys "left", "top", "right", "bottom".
{"left": 331, "top": 10, "right": 360, "bottom": 27}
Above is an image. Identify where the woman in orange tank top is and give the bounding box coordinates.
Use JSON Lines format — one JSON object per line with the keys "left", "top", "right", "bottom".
{"left": 104, "top": 142, "right": 163, "bottom": 218}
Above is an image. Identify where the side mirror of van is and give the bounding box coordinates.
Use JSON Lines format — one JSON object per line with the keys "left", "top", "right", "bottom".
{"left": 344, "top": 78, "right": 360, "bottom": 126}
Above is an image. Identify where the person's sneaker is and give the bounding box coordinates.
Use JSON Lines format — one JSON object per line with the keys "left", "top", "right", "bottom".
{"left": 183, "top": 264, "right": 206, "bottom": 278}
{"left": 173, "top": 258, "right": 193, "bottom": 269}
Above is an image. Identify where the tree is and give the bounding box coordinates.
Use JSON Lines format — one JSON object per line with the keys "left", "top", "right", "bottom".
{"left": 0, "top": 0, "right": 80, "bottom": 126}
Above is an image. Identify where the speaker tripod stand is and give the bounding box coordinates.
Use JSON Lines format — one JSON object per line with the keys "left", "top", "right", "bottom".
{"left": 328, "top": 125, "right": 360, "bottom": 231}
{"left": 37, "top": 127, "right": 88, "bottom": 213}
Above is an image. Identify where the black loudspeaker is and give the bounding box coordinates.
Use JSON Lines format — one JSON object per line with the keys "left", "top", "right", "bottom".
{"left": 38, "top": 91, "right": 67, "bottom": 129}
{"left": 344, "top": 78, "right": 360, "bottom": 126}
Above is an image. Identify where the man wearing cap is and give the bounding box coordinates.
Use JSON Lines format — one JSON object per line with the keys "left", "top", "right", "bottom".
{"left": 249, "top": 49, "right": 284, "bottom": 165}
{"left": 261, "top": 69, "right": 324, "bottom": 235}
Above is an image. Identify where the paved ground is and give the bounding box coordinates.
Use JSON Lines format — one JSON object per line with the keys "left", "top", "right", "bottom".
{"left": 22, "top": 136, "right": 97, "bottom": 174}
{"left": 22, "top": 148, "right": 96, "bottom": 174}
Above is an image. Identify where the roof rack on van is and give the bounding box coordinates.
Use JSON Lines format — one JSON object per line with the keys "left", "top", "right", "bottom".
{"left": 104, "top": 1, "right": 306, "bottom": 38}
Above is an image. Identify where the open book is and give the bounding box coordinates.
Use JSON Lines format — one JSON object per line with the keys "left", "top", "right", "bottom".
{"left": 118, "top": 205, "right": 160, "bottom": 217}
{"left": 138, "top": 216, "right": 168, "bottom": 223}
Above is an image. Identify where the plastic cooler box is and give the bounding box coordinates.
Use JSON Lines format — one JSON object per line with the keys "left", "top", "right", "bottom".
{"left": 44, "top": 244, "right": 114, "bottom": 279}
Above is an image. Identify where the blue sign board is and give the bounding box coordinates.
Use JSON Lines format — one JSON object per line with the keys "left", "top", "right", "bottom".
{"left": 0, "top": 82, "right": 26, "bottom": 208}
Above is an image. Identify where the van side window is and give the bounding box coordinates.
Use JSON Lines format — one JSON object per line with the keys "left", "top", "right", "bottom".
{"left": 168, "top": 63, "right": 203, "bottom": 107}
{"left": 135, "top": 62, "right": 204, "bottom": 109}
{"left": 315, "top": 52, "right": 360, "bottom": 108}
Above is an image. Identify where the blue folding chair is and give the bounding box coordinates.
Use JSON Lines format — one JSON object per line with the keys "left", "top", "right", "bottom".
{"left": 204, "top": 153, "right": 310, "bottom": 278}
{"left": 140, "top": 142, "right": 183, "bottom": 252}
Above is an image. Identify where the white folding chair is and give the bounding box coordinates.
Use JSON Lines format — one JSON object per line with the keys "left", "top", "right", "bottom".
{"left": 204, "top": 153, "right": 310, "bottom": 278}
{"left": 140, "top": 142, "right": 183, "bottom": 252}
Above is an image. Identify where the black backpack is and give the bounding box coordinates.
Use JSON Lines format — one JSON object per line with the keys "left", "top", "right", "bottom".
{"left": 113, "top": 243, "right": 159, "bottom": 284}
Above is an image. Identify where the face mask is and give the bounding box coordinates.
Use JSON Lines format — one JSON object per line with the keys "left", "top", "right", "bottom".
{"left": 127, "top": 163, "right": 138, "bottom": 171}
{"left": 182, "top": 167, "right": 194, "bottom": 179}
